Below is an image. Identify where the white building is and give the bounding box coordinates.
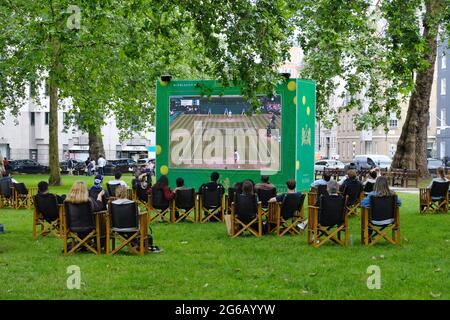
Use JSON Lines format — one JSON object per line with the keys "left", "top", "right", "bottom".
{"left": 0, "top": 83, "right": 155, "bottom": 164}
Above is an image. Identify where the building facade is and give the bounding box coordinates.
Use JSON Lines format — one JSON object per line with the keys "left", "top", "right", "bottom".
{"left": 0, "top": 84, "right": 155, "bottom": 164}
{"left": 436, "top": 40, "right": 449, "bottom": 160}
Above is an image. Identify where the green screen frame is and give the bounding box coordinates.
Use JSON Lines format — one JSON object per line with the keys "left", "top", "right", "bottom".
{"left": 155, "top": 79, "right": 316, "bottom": 192}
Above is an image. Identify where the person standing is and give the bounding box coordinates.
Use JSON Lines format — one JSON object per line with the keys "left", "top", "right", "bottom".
{"left": 67, "top": 158, "right": 74, "bottom": 176}
{"left": 85, "top": 157, "right": 91, "bottom": 176}
{"left": 3, "top": 157, "right": 9, "bottom": 172}
{"left": 97, "top": 155, "right": 106, "bottom": 176}
{"left": 90, "top": 158, "right": 96, "bottom": 176}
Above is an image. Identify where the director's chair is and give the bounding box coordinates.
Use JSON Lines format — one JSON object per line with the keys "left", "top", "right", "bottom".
{"left": 307, "top": 194, "right": 348, "bottom": 248}
{"left": 230, "top": 194, "right": 263, "bottom": 238}
{"left": 171, "top": 188, "right": 197, "bottom": 223}
{"left": 267, "top": 193, "right": 306, "bottom": 236}
{"left": 361, "top": 195, "right": 400, "bottom": 246}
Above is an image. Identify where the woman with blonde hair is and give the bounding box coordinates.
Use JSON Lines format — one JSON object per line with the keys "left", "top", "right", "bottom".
{"left": 361, "top": 176, "right": 401, "bottom": 208}
{"left": 66, "top": 181, "right": 105, "bottom": 211}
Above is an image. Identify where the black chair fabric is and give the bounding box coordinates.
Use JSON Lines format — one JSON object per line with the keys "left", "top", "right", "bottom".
{"left": 13, "top": 182, "right": 28, "bottom": 195}
{"left": 152, "top": 188, "right": 170, "bottom": 210}
{"left": 343, "top": 180, "right": 363, "bottom": 206}
{"left": 0, "top": 177, "right": 13, "bottom": 198}
{"left": 257, "top": 188, "right": 277, "bottom": 208}
{"left": 429, "top": 181, "right": 450, "bottom": 199}
{"left": 175, "top": 188, "right": 195, "bottom": 210}
{"left": 318, "top": 195, "right": 345, "bottom": 227}
{"left": 64, "top": 201, "right": 96, "bottom": 233}
{"left": 235, "top": 193, "right": 258, "bottom": 221}
{"left": 364, "top": 182, "right": 375, "bottom": 193}
{"left": 35, "top": 193, "right": 59, "bottom": 222}
{"left": 202, "top": 185, "right": 224, "bottom": 209}
{"left": 369, "top": 195, "right": 397, "bottom": 222}
{"left": 280, "top": 193, "right": 305, "bottom": 219}
{"left": 110, "top": 201, "right": 139, "bottom": 231}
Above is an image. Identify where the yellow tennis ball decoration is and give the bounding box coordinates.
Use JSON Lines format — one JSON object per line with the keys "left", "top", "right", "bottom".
{"left": 306, "top": 106, "right": 310, "bottom": 116}
{"left": 293, "top": 96, "right": 297, "bottom": 105}
{"left": 287, "top": 81, "right": 296, "bottom": 92}
{"left": 156, "top": 145, "right": 162, "bottom": 155}
{"left": 159, "top": 80, "right": 168, "bottom": 87}
{"left": 302, "top": 96, "right": 306, "bottom": 106}
{"left": 296, "top": 160, "right": 300, "bottom": 171}
{"left": 160, "top": 165, "right": 168, "bottom": 175}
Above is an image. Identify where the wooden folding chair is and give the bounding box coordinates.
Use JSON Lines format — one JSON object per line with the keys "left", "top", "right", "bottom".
{"left": 105, "top": 201, "right": 148, "bottom": 255}
{"left": 256, "top": 187, "right": 277, "bottom": 218}
{"left": 342, "top": 183, "right": 364, "bottom": 216}
{"left": 267, "top": 193, "right": 306, "bottom": 236}
{"left": 13, "top": 183, "right": 36, "bottom": 209}
{"left": 361, "top": 195, "right": 400, "bottom": 246}
{"left": 230, "top": 194, "right": 262, "bottom": 238}
{"left": 148, "top": 188, "right": 171, "bottom": 223}
{"left": 171, "top": 188, "right": 197, "bottom": 223}
{"left": 307, "top": 194, "right": 348, "bottom": 248}
{"left": 63, "top": 202, "right": 103, "bottom": 256}
{"left": 33, "top": 194, "right": 63, "bottom": 239}
{"left": 419, "top": 181, "right": 449, "bottom": 213}
{"left": 198, "top": 185, "right": 225, "bottom": 223}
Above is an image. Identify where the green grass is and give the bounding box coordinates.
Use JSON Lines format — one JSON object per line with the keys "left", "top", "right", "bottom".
{"left": 0, "top": 175, "right": 449, "bottom": 299}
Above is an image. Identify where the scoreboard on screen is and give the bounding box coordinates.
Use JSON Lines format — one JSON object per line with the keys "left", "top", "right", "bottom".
{"left": 155, "top": 79, "right": 316, "bottom": 193}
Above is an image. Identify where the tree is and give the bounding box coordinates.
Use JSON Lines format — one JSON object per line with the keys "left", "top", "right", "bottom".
{"left": 1, "top": 0, "right": 295, "bottom": 185}
{"left": 295, "top": 0, "right": 449, "bottom": 177}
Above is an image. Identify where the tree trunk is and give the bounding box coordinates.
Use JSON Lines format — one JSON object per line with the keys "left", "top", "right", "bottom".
{"left": 48, "top": 39, "right": 61, "bottom": 186}
{"left": 392, "top": 0, "right": 442, "bottom": 178}
{"left": 89, "top": 129, "right": 105, "bottom": 161}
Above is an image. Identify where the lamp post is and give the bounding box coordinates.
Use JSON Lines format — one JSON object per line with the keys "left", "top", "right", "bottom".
{"left": 352, "top": 141, "right": 356, "bottom": 159}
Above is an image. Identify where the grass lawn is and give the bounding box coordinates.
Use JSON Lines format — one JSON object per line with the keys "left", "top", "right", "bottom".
{"left": 0, "top": 174, "right": 449, "bottom": 300}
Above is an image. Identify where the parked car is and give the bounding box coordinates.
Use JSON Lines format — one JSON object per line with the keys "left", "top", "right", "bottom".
{"left": 8, "top": 159, "right": 49, "bottom": 174}
{"left": 427, "top": 158, "right": 444, "bottom": 175}
{"left": 352, "top": 154, "right": 393, "bottom": 170}
{"left": 314, "top": 160, "right": 345, "bottom": 171}
{"left": 103, "top": 158, "right": 137, "bottom": 176}
{"left": 59, "top": 159, "right": 86, "bottom": 175}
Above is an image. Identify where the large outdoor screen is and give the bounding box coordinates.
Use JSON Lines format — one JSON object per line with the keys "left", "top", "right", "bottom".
{"left": 169, "top": 95, "right": 281, "bottom": 170}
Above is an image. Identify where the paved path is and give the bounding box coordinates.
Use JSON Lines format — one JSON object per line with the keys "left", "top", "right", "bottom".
{"left": 392, "top": 187, "right": 419, "bottom": 194}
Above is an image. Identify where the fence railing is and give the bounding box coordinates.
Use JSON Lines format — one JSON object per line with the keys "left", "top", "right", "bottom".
{"left": 314, "top": 168, "right": 419, "bottom": 188}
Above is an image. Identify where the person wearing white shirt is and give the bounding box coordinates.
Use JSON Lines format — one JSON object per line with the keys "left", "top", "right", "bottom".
{"left": 97, "top": 155, "right": 106, "bottom": 176}
{"left": 108, "top": 172, "right": 128, "bottom": 187}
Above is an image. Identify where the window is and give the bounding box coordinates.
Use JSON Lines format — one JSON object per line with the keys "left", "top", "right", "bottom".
{"left": 30, "top": 112, "right": 35, "bottom": 126}
{"left": 440, "top": 141, "right": 446, "bottom": 159}
{"left": 389, "top": 119, "right": 398, "bottom": 129}
{"left": 443, "top": 55, "right": 447, "bottom": 70}
{"left": 45, "top": 112, "right": 49, "bottom": 125}
{"left": 441, "top": 109, "right": 446, "bottom": 127}
{"left": 442, "top": 78, "right": 447, "bottom": 96}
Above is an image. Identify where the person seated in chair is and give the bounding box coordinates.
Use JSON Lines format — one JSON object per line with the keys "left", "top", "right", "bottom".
{"left": 339, "top": 169, "right": 361, "bottom": 191}
{"left": 148, "top": 175, "right": 174, "bottom": 222}
{"left": 112, "top": 185, "right": 162, "bottom": 253}
{"left": 64, "top": 181, "right": 106, "bottom": 252}
{"left": 108, "top": 172, "right": 128, "bottom": 188}
{"left": 132, "top": 170, "right": 152, "bottom": 200}
{"left": 361, "top": 176, "right": 401, "bottom": 212}
{"left": 198, "top": 172, "right": 224, "bottom": 221}
{"left": 363, "top": 170, "right": 378, "bottom": 193}
{"left": 36, "top": 181, "right": 65, "bottom": 205}
{"left": 88, "top": 174, "right": 109, "bottom": 209}
{"left": 428, "top": 167, "right": 448, "bottom": 189}
{"left": 255, "top": 175, "right": 275, "bottom": 191}
{"left": 311, "top": 172, "right": 331, "bottom": 189}
{"left": 198, "top": 171, "right": 224, "bottom": 193}
{"left": 269, "top": 179, "right": 302, "bottom": 203}
{"left": 234, "top": 180, "right": 259, "bottom": 230}
{"left": 172, "top": 177, "right": 192, "bottom": 220}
